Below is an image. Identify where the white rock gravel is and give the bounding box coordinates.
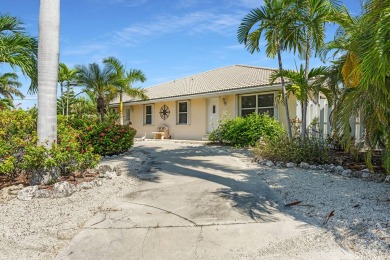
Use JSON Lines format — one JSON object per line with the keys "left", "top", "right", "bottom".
{"left": 228, "top": 147, "right": 390, "bottom": 260}
{"left": 0, "top": 150, "right": 148, "bottom": 260}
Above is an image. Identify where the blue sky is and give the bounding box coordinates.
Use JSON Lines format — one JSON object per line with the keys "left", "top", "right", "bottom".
{"left": 1, "top": 0, "right": 362, "bottom": 109}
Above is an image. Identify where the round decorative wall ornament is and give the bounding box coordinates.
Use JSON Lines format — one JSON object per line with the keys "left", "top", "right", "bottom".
{"left": 159, "top": 104, "right": 170, "bottom": 120}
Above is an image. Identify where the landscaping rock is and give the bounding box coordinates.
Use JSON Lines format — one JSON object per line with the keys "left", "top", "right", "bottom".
{"left": 113, "top": 166, "right": 122, "bottom": 176}
{"left": 341, "top": 169, "right": 353, "bottom": 177}
{"left": 309, "top": 165, "right": 318, "bottom": 170}
{"left": 30, "top": 170, "right": 60, "bottom": 185}
{"left": 77, "top": 182, "right": 94, "bottom": 190}
{"left": 17, "top": 186, "right": 39, "bottom": 201}
{"left": 98, "top": 165, "right": 112, "bottom": 177}
{"left": 385, "top": 175, "right": 390, "bottom": 183}
{"left": 54, "top": 181, "right": 76, "bottom": 198}
{"left": 352, "top": 171, "right": 363, "bottom": 178}
{"left": 34, "top": 189, "right": 53, "bottom": 198}
{"left": 362, "top": 171, "right": 371, "bottom": 179}
{"left": 276, "top": 161, "right": 285, "bottom": 167}
{"left": 299, "top": 162, "right": 310, "bottom": 169}
{"left": 265, "top": 160, "right": 274, "bottom": 167}
{"left": 286, "top": 162, "right": 297, "bottom": 168}
{"left": 372, "top": 174, "right": 386, "bottom": 183}
{"left": 335, "top": 166, "right": 344, "bottom": 174}
{"left": 93, "top": 179, "right": 103, "bottom": 186}
{"left": 104, "top": 171, "right": 117, "bottom": 179}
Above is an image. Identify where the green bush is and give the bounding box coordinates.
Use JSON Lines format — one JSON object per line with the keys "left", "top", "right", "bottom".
{"left": 209, "top": 113, "right": 285, "bottom": 147}
{"left": 255, "top": 134, "right": 331, "bottom": 164}
{"left": 71, "top": 118, "right": 137, "bottom": 156}
{"left": 0, "top": 109, "right": 100, "bottom": 182}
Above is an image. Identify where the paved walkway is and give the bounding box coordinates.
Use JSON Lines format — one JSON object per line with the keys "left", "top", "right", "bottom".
{"left": 56, "top": 141, "right": 356, "bottom": 259}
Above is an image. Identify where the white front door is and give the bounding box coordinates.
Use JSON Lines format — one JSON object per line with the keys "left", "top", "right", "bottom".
{"left": 207, "top": 98, "right": 219, "bottom": 133}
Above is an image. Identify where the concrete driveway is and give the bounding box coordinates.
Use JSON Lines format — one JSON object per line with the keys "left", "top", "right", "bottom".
{"left": 56, "top": 141, "right": 356, "bottom": 259}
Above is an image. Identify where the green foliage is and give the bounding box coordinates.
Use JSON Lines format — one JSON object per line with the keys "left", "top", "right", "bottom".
{"left": 209, "top": 113, "right": 284, "bottom": 147}
{"left": 68, "top": 116, "right": 136, "bottom": 156}
{"left": 255, "top": 134, "right": 331, "bottom": 165}
{"left": 0, "top": 109, "right": 100, "bottom": 182}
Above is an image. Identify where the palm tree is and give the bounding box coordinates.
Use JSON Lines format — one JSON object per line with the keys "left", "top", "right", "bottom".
{"left": 270, "top": 65, "right": 332, "bottom": 136}
{"left": 237, "top": 0, "right": 294, "bottom": 138}
{"left": 0, "top": 72, "right": 25, "bottom": 100}
{"left": 77, "top": 63, "right": 116, "bottom": 122}
{"left": 103, "top": 56, "right": 147, "bottom": 125}
{"left": 0, "top": 98, "right": 15, "bottom": 110}
{"left": 0, "top": 14, "right": 38, "bottom": 92}
{"left": 290, "top": 0, "right": 346, "bottom": 138}
{"left": 327, "top": 0, "right": 390, "bottom": 173}
{"left": 37, "top": 0, "right": 60, "bottom": 146}
{"left": 58, "top": 63, "right": 79, "bottom": 117}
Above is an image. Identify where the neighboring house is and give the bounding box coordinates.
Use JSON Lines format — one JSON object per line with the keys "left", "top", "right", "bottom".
{"left": 110, "top": 64, "right": 299, "bottom": 140}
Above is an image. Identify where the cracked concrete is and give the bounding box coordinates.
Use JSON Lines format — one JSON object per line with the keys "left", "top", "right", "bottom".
{"left": 55, "top": 141, "right": 357, "bottom": 259}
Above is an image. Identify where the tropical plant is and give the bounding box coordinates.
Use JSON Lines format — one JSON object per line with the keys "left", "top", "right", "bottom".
{"left": 0, "top": 72, "right": 24, "bottom": 101}
{"left": 237, "top": 0, "right": 294, "bottom": 138}
{"left": 326, "top": 0, "right": 390, "bottom": 173}
{"left": 0, "top": 98, "right": 15, "bottom": 110}
{"left": 103, "top": 56, "right": 147, "bottom": 125}
{"left": 58, "top": 63, "right": 79, "bottom": 117}
{"left": 209, "top": 113, "right": 285, "bottom": 147}
{"left": 289, "top": 0, "right": 347, "bottom": 138}
{"left": 77, "top": 63, "right": 116, "bottom": 122}
{"left": 0, "top": 14, "right": 37, "bottom": 92}
{"left": 37, "top": 0, "right": 60, "bottom": 146}
{"left": 270, "top": 64, "right": 332, "bottom": 135}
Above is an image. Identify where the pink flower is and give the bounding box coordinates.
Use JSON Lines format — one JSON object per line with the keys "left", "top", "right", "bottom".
{"left": 100, "top": 133, "right": 105, "bottom": 137}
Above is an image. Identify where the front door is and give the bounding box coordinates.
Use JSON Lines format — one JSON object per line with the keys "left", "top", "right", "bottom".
{"left": 207, "top": 98, "right": 219, "bottom": 133}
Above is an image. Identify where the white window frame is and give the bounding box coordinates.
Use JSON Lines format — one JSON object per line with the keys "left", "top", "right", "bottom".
{"left": 240, "top": 92, "right": 277, "bottom": 118}
{"left": 144, "top": 104, "right": 154, "bottom": 125}
{"left": 177, "top": 100, "right": 190, "bottom": 125}
{"left": 125, "top": 108, "right": 131, "bottom": 121}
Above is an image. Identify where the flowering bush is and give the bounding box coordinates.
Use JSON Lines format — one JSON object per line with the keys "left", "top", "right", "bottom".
{"left": 77, "top": 121, "right": 137, "bottom": 156}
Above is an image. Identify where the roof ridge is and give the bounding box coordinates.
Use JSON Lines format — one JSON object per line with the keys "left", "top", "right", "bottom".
{"left": 235, "top": 64, "right": 277, "bottom": 71}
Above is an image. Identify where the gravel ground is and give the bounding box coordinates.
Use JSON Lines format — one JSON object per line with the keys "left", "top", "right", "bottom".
{"left": 1, "top": 143, "right": 389, "bottom": 259}
{"left": 228, "top": 147, "right": 390, "bottom": 260}
{"left": 0, "top": 150, "right": 149, "bottom": 260}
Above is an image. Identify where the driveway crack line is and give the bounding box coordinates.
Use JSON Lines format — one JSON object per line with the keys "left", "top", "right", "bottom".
{"left": 128, "top": 201, "right": 198, "bottom": 226}
{"left": 194, "top": 226, "right": 203, "bottom": 258}
{"left": 142, "top": 227, "right": 150, "bottom": 259}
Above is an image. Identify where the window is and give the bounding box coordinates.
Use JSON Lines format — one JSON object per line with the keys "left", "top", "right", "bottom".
{"left": 144, "top": 105, "right": 152, "bottom": 125}
{"left": 240, "top": 93, "right": 275, "bottom": 117}
{"left": 177, "top": 101, "right": 189, "bottom": 124}
{"left": 125, "top": 108, "right": 130, "bottom": 121}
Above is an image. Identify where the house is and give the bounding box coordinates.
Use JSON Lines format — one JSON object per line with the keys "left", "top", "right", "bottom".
{"left": 110, "top": 64, "right": 300, "bottom": 140}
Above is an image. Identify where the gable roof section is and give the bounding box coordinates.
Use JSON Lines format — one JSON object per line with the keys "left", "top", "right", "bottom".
{"left": 115, "top": 64, "right": 279, "bottom": 104}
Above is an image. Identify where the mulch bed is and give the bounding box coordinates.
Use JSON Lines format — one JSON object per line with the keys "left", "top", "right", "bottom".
{"left": 331, "top": 149, "right": 386, "bottom": 174}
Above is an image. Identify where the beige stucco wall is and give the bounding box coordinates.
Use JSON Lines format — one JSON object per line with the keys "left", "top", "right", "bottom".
{"left": 123, "top": 92, "right": 298, "bottom": 140}
{"left": 278, "top": 94, "right": 297, "bottom": 131}
{"left": 127, "top": 99, "right": 208, "bottom": 140}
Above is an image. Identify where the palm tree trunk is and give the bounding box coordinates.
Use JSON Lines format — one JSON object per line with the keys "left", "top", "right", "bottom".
{"left": 37, "top": 0, "right": 60, "bottom": 146}
{"left": 277, "top": 46, "right": 292, "bottom": 139}
{"left": 119, "top": 92, "right": 123, "bottom": 125}
{"left": 302, "top": 35, "right": 311, "bottom": 139}
{"left": 66, "top": 81, "right": 70, "bottom": 118}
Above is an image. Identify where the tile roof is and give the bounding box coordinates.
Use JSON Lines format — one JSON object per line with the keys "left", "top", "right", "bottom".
{"left": 115, "top": 64, "right": 279, "bottom": 104}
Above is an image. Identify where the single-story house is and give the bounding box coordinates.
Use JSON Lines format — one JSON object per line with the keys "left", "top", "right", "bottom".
{"left": 110, "top": 64, "right": 333, "bottom": 140}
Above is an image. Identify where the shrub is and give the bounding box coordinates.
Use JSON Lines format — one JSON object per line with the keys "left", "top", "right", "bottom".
{"left": 75, "top": 120, "right": 137, "bottom": 156}
{"left": 255, "top": 134, "right": 331, "bottom": 164}
{"left": 209, "top": 113, "right": 284, "bottom": 147}
{"left": 0, "top": 110, "right": 100, "bottom": 183}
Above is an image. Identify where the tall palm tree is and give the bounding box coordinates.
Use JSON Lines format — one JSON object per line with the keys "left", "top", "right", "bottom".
{"left": 271, "top": 65, "right": 332, "bottom": 136}
{"left": 0, "top": 14, "right": 38, "bottom": 92}
{"left": 103, "top": 56, "right": 147, "bottom": 125}
{"left": 77, "top": 63, "right": 116, "bottom": 122}
{"left": 37, "top": 0, "right": 60, "bottom": 146}
{"left": 58, "top": 63, "right": 79, "bottom": 117}
{"left": 237, "top": 0, "right": 294, "bottom": 138}
{"left": 290, "top": 0, "right": 346, "bottom": 137}
{"left": 0, "top": 98, "right": 15, "bottom": 110}
{"left": 0, "top": 72, "right": 25, "bottom": 100}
